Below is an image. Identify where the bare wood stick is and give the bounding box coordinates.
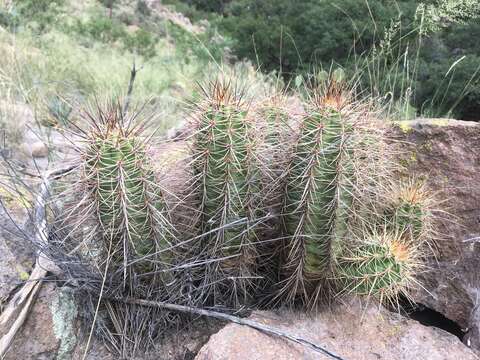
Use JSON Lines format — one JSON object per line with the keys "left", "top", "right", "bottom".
{"left": 109, "top": 297, "right": 346, "bottom": 360}
{"left": 0, "top": 167, "right": 72, "bottom": 357}
{"left": 123, "top": 60, "right": 140, "bottom": 116}
{"left": 0, "top": 281, "right": 41, "bottom": 355}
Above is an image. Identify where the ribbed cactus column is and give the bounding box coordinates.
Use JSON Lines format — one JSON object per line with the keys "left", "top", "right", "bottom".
{"left": 191, "top": 81, "right": 260, "bottom": 307}
{"left": 279, "top": 104, "right": 354, "bottom": 306}
{"left": 82, "top": 105, "right": 172, "bottom": 284}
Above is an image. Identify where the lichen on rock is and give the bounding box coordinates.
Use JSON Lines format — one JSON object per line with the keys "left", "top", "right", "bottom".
{"left": 50, "top": 288, "right": 78, "bottom": 360}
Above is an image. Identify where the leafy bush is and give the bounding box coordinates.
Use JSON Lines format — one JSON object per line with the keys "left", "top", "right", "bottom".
{"left": 14, "top": 0, "right": 65, "bottom": 32}
{"left": 73, "top": 15, "right": 126, "bottom": 43}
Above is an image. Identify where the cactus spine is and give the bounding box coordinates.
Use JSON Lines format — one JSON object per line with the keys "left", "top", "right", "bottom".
{"left": 82, "top": 104, "right": 171, "bottom": 282}
{"left": 279, "top": 100, "right": 355, "bottom": 304}
{"left": 191, "top": 80, "right": 260, "bottom": 306}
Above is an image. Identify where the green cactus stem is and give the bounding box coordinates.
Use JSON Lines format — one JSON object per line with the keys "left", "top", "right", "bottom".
{"left": 338, "top": 231, "right": 422, "bottom": 305}
{"left": 191, "top": 80, "right": 261, "bottom": 306}
{"left": 82, "top": 105, "right": 172, "bottom": 281}
{"left": 279, "top": 102, "right": 355, "bottom": 305}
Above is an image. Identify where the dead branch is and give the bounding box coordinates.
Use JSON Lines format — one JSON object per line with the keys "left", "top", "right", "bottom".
{"left": 0, "top": 166, "right": 73, "bottom": 358}
{"left": 123, "top": 60, "right": 140, "bottom": 116}
{"left": 109, "top": 297, "right": 346, "bottom": 360}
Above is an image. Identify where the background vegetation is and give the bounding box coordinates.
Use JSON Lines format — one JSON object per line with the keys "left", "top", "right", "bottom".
{"left": 168, "top": 0, "right": 480, "bottom": 121}
{"left": 0, "top": 0, "right": 478, "bottom": 146}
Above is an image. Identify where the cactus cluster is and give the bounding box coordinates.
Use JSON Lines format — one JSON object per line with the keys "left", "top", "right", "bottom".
{"left": 56, "top": 72, "right": 436, "bottom": 356}
{"left": 185, "top": 72, "right": 433, "bottom": 309}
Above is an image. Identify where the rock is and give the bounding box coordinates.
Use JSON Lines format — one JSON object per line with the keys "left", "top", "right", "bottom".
{"left": 0, "top": 239, "right": 24, "bottom": 303}
{"left": 4, "top": 283, "right": 62, "bottom": 360}
{"left": 392, "top": 119, "right": 480, "bottom": 347}
{"left": 3, "top": 283, "right": 113, "bottom": 360}
{"left": 30, "top": 141, "right": 49, "bottom": 158}
{"left": 0, "top": 200, "right": 34, "bottom": 306}
{"left": 196, "top": 300, "right": 477, "bottom": 360}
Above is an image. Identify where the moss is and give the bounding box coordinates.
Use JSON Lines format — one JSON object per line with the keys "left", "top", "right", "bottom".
{"left": 428, "top": 118, "right": 451, "bottom": 127}
{"left": 18, "top": 270, "right": 29, "bottom": 281}
{"left": 410, "top": 152, "right": 417, "bottom": 163}
{"left": 395, "top": 118, "right": 452, "bottom": 134}
{"left": 50, "top": 288, "right": 78, "bottom": 360}
{"left": 396, "top": 121, "right": 413, "bottom": 134}
{"left": 421, "top": 140, "right": 433, "bottom": 152}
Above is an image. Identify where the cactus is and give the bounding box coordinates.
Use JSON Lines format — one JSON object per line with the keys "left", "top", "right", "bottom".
{"left": 278, "top": 78, "right": 356, "bottom": 305}
{"left": 384, "top": 179, "right": 432, "bottom": 239}
{"left": 254, "top": 94, "right": 294, "bottom": 297}
{"left": 81, "top": 103, "right": 172, "bottom": 282}
{"left": 338, "top": 230, "right": 422, "bottom": 305}
{"left": 190, "top": 79, "right": 261, "bottom": 306}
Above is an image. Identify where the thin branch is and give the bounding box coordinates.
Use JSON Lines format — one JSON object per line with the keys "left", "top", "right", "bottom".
{"left": 108, "top": 296, "right": 346, "bottom": 360}
{"left": 123, "top": 60, "right": 141, "bottom": 116}
{"left": 0, "top": 166, "right": 74, "bottom": 357}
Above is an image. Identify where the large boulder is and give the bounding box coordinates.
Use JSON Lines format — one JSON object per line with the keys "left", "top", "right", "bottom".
{"left": 392, "top": 119, "right": 480, "bottom": 346}
{"left": 196, "top": 300, "right": 478, "bottom": 360}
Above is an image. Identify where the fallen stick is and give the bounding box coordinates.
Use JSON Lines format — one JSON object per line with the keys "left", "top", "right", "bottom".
{"left": 109, "top": 297, "right": 346, "bottom": 360}
{"left": 0, "top": 166, "right": 74, "bottom": 358}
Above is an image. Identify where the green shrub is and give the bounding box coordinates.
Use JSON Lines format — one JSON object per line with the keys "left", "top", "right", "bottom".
{"left": 124, "top": 28, "right": 157, "bottom": 59}
{"left": 73, "top": 15, "right": 126, "bottom": 43}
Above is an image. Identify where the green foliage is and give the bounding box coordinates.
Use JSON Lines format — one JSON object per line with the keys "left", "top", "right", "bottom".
{"left": 216, "top": 0, "right": 417, "bottom": 75}
{"left": 13, "top": 0, "right": 65, "bottom": 32}
{"left": 0, "top": 8, "right": 20, "bottom": 30}
{"left": 136, "top": 0, "right": 152, "bottom": 17}
{"left": 185, "top": 0, "right": 231, "bottom": 13}
{"left": 73, "top": 15, "right": 126, "bottom": 43}
{"left": 182, "top": 0, "right": 480, "bottom": 120}
{"left": 123, "top": 28, "right": 157, "bottom": 58}
{"left": 71, "top": 10, "right": 159, "bottom": 58}
{"left": 414, "top": 23, "right": 480, "bottom": 119}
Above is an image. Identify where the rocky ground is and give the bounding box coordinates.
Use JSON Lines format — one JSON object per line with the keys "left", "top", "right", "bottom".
{"left": 0, "top": 118, "right": 479, "bottom": 359}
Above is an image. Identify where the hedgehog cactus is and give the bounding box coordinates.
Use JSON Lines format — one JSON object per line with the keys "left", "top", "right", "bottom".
{"left": 278, "top": 86, "right": 356, "bottom": 305}
{"left": 384, "top": 180, "right": 431, "bottom": 239}
{"left": 256, "top": 94, "right": 293, "bottom": 219}
{"left": 191, "top": 80, "right": 261, "bottom": 306}
{"left": 82, "top": 104, "right": 172, "bottom": 282}
{"left": 338, "top": 231, "right": 422, "bottom": 305}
